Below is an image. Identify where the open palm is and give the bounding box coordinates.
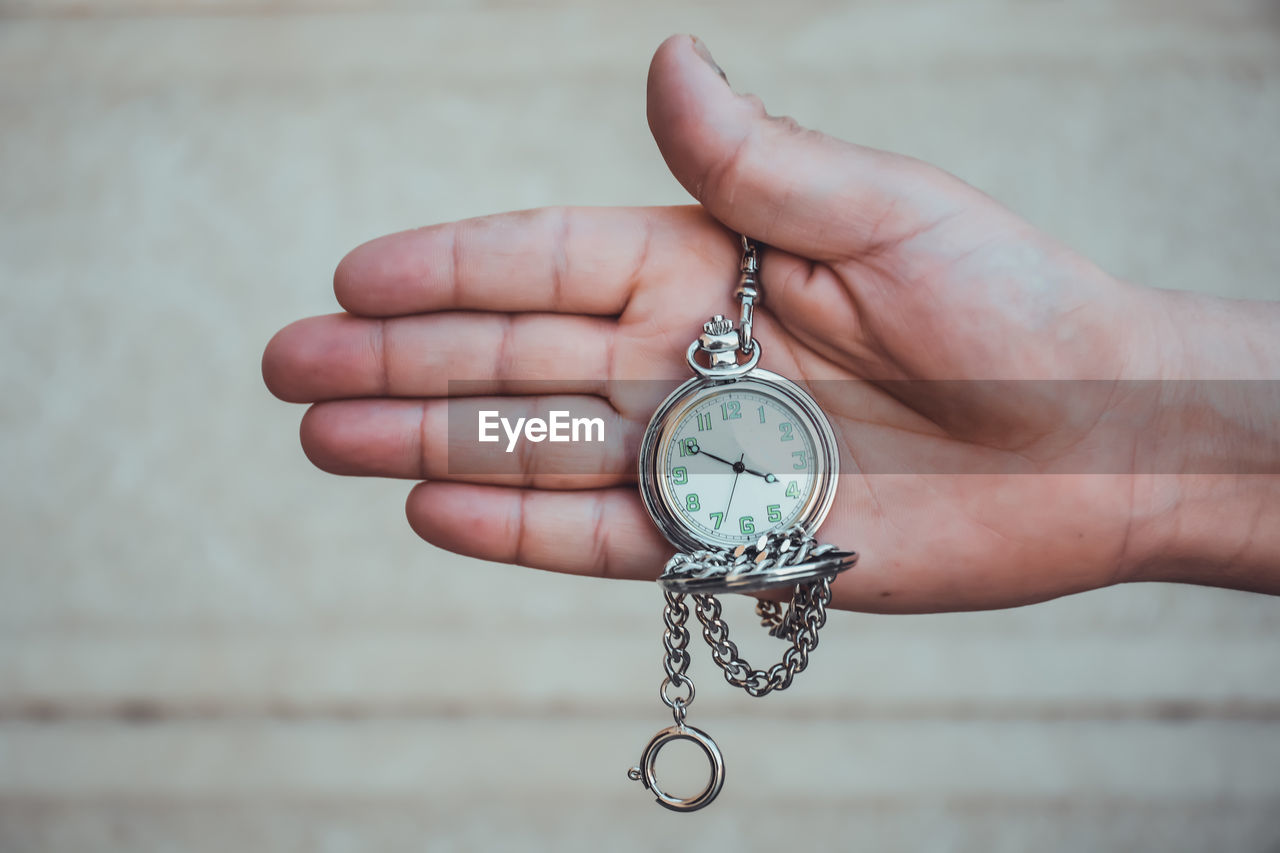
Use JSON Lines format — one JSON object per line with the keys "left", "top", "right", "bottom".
{"left": 264, "top": 36, "right": 1177, "bottom": 612}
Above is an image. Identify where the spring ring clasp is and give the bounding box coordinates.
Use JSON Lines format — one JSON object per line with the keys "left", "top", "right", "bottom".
{"left": 627, "top": 724, "right": 725, "bottom": 812}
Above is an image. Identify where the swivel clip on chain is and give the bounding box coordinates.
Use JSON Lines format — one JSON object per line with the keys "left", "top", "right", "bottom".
{"left": 626, "top": 591, "right": 725, "bottom": 812}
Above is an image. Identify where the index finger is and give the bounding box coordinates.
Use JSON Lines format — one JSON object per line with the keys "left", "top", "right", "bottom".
{"left": 334, "top": 205, "right": 713, "bottom": 318}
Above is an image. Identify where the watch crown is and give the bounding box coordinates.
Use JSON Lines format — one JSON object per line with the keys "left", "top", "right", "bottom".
{"left": 703, "top": 315, "right": 733, "bottom": 336}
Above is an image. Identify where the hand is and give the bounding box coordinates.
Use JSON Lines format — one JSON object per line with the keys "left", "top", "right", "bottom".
{"left": 263, "top": 35, "right": 1280, "bottom": 611}
{"left": 719, "top": 453, "right": 745, "bottom": 522}
{"left": 692, "top": 446, "right": 775, "bottom": 483}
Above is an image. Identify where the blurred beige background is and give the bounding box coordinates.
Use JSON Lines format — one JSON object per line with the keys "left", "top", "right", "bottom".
{"left": 2, "top": 1, "right": 1279, "bottom": 851}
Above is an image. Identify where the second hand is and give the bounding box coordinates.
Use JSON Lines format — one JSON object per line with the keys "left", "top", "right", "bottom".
{"left": 720, "top": 453, "right": 745, "bottom": 521}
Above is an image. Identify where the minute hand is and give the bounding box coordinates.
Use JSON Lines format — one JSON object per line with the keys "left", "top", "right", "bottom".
{"left": 696, "top": 447, "right": 777, "bottom": 483}
{"left": 743, "top": 466, "right": 778, "bottom": 483}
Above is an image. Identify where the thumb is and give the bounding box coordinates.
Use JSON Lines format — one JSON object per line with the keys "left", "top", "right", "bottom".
{"left": 647, "top": 35, "right": 963, "bottom": 262}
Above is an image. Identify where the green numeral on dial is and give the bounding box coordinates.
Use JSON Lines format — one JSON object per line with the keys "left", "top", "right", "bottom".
{"left": 792, "top": 450, "right": 807, "bottom": 470}
{"left": 757, "top": 406, "right": 767, "bottom": 424}
{"left": 785, "top": 480, "right": 800, "bottom": 498}
{"left": 672, "top": 466, "right": 687, "bottom": 485}
{"left": 721, "top": 401, "right": 741, "bottom": 421}
{"left": 778, "top": 422, "right": 794, "bottom": 441}
{"left": 739, "top": 516, "right": 755, "bottom": 535}
{"left": 697, "top": 412, "right": 712, "bottom": 432}
{"left": 709, "top": 512, "right": 724, "bottom": 530}
{"left": 686, "top": 493, "right": 700, "bottom": 512}
{"left": 767, "top": 504, "right": 782, "bottom": 523}
{"left": 678, "top": 438, "right": 699, "bottom": 457}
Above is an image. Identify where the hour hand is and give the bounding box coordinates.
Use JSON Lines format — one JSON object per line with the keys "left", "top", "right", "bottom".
{"left": 694, "top": 446, "right": 738, "bottom": 469}
{"left": 745, "top": 467, "right": 777, "bottom": 483}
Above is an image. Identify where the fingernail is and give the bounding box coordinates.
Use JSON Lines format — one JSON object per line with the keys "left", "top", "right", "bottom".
{"left": 691, "top": 36, "right": 729, "bottom": 85}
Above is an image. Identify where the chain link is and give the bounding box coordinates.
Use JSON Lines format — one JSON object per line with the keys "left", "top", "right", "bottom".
{"left": 736, "top": 235, "right": 761, "bottom": 354}
{"left": 661, "top": 590, "right": 691, "bottom": 684}
{"left": 661, "top": 525, "right": 854, "bottom": 590}
{"left": 660, "top": 590, "right": 695, "bottom": 725}
{"left": 755, "top": 598, "right": 783, "bottom": 630}
{"left": 658, "top": 527, "right": 844, "bottom": 698}
{"left": 691, "top": 576, "right": 832, "bottom": 698}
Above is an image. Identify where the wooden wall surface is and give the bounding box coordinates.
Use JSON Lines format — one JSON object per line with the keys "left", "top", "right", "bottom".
{"left": 2, "top": 1, "right": 1278, "bottom": 850}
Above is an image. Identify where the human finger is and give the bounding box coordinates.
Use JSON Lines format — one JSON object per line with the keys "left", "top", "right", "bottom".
{"left": 262, "top": 311, "right": 619, "bottom": 403}
{"left": 334, "top": 205, "right": 720, "bottom": 318}
{"left": 646, "top": 34, "right": 970, "bottom": 262}
{"left": 406, "top": 482, "right": 669, "bottom": 580}
{"left": 301, "top": 396, "right": 640, "bottom": 487}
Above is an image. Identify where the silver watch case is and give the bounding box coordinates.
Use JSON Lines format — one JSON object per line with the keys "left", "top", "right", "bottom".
{"left": 637, "top": 367, "right": 840, "bottom": 560}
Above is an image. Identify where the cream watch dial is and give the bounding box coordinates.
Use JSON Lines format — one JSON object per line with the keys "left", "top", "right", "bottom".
{"left": 662, "top": 388, "right": 817, "bottom": 547}
{"left": 639, "top": 370, "right": 838, "bottom": 554}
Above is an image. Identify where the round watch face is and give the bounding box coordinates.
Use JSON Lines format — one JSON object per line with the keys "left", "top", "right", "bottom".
{"left": 639, "top": 370, "right": 838, "bottom": 552}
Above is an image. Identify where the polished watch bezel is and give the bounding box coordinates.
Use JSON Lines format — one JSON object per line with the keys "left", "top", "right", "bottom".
{"left": 637, "top": 368, "right": 839, "bottom": 553}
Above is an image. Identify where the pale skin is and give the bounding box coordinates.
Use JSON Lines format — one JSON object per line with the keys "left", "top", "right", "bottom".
{"left": 262, "top": 35, "right": 1280, "bottom": 612}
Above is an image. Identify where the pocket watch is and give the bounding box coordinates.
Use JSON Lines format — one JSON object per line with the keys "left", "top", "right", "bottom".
{"left": 627, "top": 236, "right": 857, "bottom": 812}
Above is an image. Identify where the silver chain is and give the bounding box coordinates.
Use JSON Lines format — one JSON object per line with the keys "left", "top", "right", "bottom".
{"left": 736, "top": 235, "right": 761, "bottom": 353}
{"left": 694, "top": 578, "right": 830, "bottom": 697}
{"left": 660, "top": 581, "right": 832, "bottom": 702}
{"left": 659, "top": 591, "right": 694, "bottom": 725}
{"left": 655, "top": 238, "right": 839, "bottom": 701}
{"left": 660, "top": 525, "right": 853, "bottom": 590}
{"left": 630, "top": 233, "right": 847, "bottom": 811}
